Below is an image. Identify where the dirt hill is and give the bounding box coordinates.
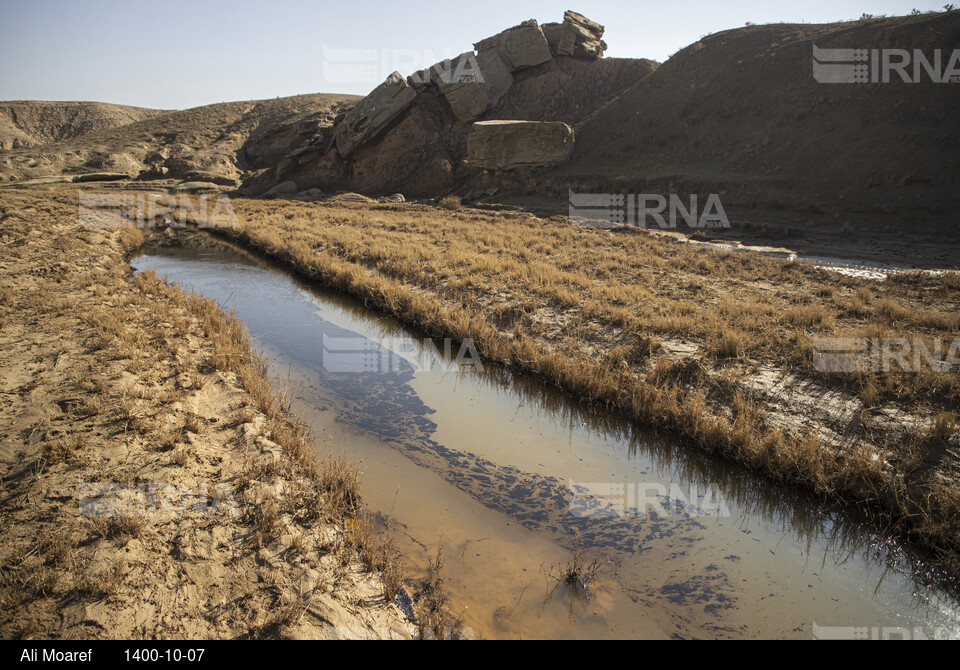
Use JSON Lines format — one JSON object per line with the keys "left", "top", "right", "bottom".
{"left": 562, "top": 11, "right": 960, "bottom": 217}
{"left": 0, "top": 94, "right": 360, "bottom": 186}
{"left": 0, "top": 101, "right": 166, "bottom": 150}
{"left": 239, "top": 10, "right": 959, "bottom": 219}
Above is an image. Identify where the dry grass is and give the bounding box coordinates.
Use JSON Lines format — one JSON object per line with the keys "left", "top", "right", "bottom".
{"left": 548, "top": 532, "right": 602, "bottom": 602}
{"left": 89, "top": 515, "right": 148, "bottom": 543}
{"left": 413, "top": 546, "right": 462, "bottom": 640}
{"left": 182, "top": 194, "right": 960, "bottom": 564}
{"left": 39, "top": 433, "right": 85, "bottom": 471}
{"left": 77, "top": 561, "right": 125, "bottom": 599}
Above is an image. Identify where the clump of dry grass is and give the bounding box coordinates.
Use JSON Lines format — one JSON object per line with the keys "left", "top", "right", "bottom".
{"left": 255, "top": 497, "right": 282, "bottom": 548}
{"left": 783, "top": 303, "right": 834, "bottom": 329}
{"left": 438, "top": 196, "right": 462, "bottom": 211}
{"left": 39, "top": 433, "right": 85, "bottom": 470}
{"left": 89, "top": 514, "right": 147, "bottom": 543}
{"left": 39, "top": 528, "right": 73, "bottom": 568}
{"left": 317, "top": 454, "right": 363, "bottom": 519}
{"left": 927, "top": 411, "right": 957, "bottom": 442}
{"left": 413, "top": 546, "right": 461, "bottom": 640}
{"left": 183, "top": 414, "right": 202, "bottom": 434}
{"left": 170, "top": 446, "right": 190, "bottom": 467}
{"left": 549, "top": 532, "right": 601, "bottom": 602}
{"left": 77, "top": 561, "right": 125, "bottom": 599}
{"left": 705, "top": 328, "right": 750, "bottom": 360}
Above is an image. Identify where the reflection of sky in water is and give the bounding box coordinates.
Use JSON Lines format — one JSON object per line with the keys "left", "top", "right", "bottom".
{"left": 132, "top": 248, "right": 960, "bottom": 639}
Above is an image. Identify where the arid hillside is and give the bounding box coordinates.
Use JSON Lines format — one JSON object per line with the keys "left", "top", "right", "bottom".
{"left": 0, "top": 94, "right": 360, "bottom": 187}
{"left": 0, "top": 101, "right": 166, "bottom": 150}
{"left": 235, "top": 10, "right": 959, "bottom": 221}
{"left": 565, "top": 12, "right": 960, "bottom": 217}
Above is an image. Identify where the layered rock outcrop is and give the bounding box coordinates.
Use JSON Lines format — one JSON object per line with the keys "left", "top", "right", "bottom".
{"left": 467, "top": 121, "right": 574, "bottom": 170}
{"left": 333, "top": 72, "right": 418, "bottom": 156}
{"left": 473, "top": 20, "right": 553, "bottom": 71}
{"left": 244, "top": 10, "right": 622, "bottom": 197}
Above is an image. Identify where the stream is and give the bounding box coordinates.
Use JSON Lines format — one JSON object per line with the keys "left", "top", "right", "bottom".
{"left": 131, "top": 237, "right": 960, "bottom": 640}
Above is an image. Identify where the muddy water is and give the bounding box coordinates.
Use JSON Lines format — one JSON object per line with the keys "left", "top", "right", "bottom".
{"left": 132, "top": 240, "right": 960, "bottom": 640}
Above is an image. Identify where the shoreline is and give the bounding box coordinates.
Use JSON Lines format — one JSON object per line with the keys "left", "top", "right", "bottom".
{"left": 0, "top": 187, "right": 425, "bottom": 639}
{"left": 182, "top": 192, "right": 959, "bottom": 585}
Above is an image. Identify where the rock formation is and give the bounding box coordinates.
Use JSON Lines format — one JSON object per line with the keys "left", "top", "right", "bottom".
{"left": 415, "top": 52, "right": 514, "bottom": 124}
{"left": 333, "top": 72, "right": 418, "bottom": 156}
{"left": 467, "top": 121, "right": 574, "bottom": 170}
{"left": 558, "top": 11, "right": 607, "bottom": 59}
{"left": 244, "top": 10, "right": 613, "bottom": 196}
{"left": 473, "top": 20, "right": 553, "bottom": 71}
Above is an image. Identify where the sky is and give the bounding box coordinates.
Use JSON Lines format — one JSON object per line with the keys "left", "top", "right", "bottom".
{"left": 0, "top": 0, "right": 950, "bottom": 109}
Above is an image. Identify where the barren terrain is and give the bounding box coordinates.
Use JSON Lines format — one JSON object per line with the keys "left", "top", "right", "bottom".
{"left": 0, "top": 187, "right": 442, "bottom": 639}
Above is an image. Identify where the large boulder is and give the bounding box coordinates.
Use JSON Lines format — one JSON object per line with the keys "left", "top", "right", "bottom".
{"left": 263, "top": 181, "right": 298, "bottom": 197}
{"left": 474, "top": 20, "right": 552, "bottom": 71}
{"left": 171, "top": 181, "right": 222, "bottom": 193}
{"left": 558, "top": 11, "right": 607, "bottom": 59}
{"left": 428, "top": 52, "right": 514, "bottom": 124}
{"left": 541, "top": 22, "right": 564, "bottom": 56}
{"left": 333, "top": 72, "right": 418, "bottom": 156}
{"left": 467, "top": 120, "right": 574, "bottom": 170}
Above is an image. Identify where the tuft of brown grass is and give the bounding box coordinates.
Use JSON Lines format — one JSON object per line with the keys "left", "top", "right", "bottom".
{"left": 77, "top": 561, "right": 125, "bottom": 599}
{"left": 438, "top": 196, "right": 462, "bottom": 211}
{"left": 39, "top": 433, "right": 85, "bottom": 470}
{"left": 317, "top": 454, "right": 363, "bottom": 519}
{"left": 413, "top": 546, "right": 460, "bottom": 640}
{"left": 89, "top": 515, "right": 147, "bottom": 543}
{"left": 927, "top": 412, "right": 957, "bottom": 442}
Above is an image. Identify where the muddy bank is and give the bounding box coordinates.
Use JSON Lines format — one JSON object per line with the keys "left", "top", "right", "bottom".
{"left": 0, "top": 187, "right": 414, "bottom": 639}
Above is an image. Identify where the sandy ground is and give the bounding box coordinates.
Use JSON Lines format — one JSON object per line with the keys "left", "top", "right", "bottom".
{"left": 0, "top": 186, "right": 415, "bottom": 639}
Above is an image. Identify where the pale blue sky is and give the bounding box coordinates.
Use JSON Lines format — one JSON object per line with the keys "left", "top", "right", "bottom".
{"left": 0, "top": 0, "right": 948, "bottom": 109}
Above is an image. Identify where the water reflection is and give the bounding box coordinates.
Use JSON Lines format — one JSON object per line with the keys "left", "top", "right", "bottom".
{"left": 132, "top": 234, "right": 960, "bottom": 637}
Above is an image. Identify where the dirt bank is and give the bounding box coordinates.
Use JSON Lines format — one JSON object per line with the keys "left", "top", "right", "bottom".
{"left": 0, "top": 186, "right": 424, "bottom": 639}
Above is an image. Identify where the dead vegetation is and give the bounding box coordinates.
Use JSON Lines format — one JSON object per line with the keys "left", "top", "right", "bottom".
{"left": 181, "top": 194, "right": 960, "bottom": 569}
{"left": 0, "top": 187, "right": 416, "bottom": 639}
{"left": 545, "top": 532, "right": 602, "bottom": 603}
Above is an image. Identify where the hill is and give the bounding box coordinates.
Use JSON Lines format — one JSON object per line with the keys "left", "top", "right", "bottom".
{"left": 0, "top": 101, "right": 165, "bottom": 150}
{"left": 564, "top": 11, "right": 960, "bottom": 217}
{"left": 0, "top": 94, "right": 360, "bottom": 186}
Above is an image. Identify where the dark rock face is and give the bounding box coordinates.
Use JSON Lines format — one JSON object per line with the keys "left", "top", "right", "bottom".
{"left": 557, "top": 11, "right": 607, "bottom": 59}
{"left": 474, "top": 20, "right": 553, "bottom": 71}
{"left": 245, "top": 11, "right": 631, "bottom": 198}
{"left": 332, "top": 73, "right": 418, "bottom": 157}
{"left": 467, "top": 121, "right": 575, "bottom": 170}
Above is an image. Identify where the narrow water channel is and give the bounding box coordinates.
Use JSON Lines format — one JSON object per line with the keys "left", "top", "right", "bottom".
{"left": 131, "top": 236, "right": 960, "bottom": 640}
